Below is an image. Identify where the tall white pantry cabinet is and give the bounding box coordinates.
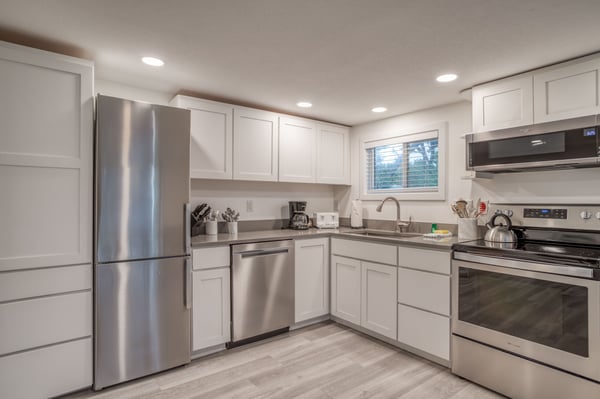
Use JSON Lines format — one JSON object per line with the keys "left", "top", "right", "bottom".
{"left": 0, "top": 41, "right": 94, "bottom": 398}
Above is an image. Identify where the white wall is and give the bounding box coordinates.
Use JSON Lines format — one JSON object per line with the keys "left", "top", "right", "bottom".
{"left": 471, "top": 169, "right": 600, "bottom": 204}
{"left": 191, "top": 179, "right": 335, "bottom": 221}
{"left": 340, "top": 101, "right": 473, "bottom": 225}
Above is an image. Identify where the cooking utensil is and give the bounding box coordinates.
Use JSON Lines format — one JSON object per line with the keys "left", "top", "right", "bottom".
{"left": 484, "top": 213, "right": 517, "bottom": 243}
{"left": 456, "top": 199, "right": 467, "bottom": 217}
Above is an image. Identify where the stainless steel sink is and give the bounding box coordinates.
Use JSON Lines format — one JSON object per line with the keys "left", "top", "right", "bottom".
{"left": 347, "top": 229, "right": 422, "bottom": 238}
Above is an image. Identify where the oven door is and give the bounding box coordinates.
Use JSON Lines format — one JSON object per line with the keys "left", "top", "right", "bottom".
{"left": 452, "top": 255, "right": 600, "bottom": 382}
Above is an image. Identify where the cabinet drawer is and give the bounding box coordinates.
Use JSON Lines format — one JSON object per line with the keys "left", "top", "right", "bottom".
{"left": 331, "top": 238, "right": 396, "bottom": 265}
{"left": 0, "top": 291, "right": 91, "bottom": 355}
{"left": 397, "top": 268, "right": 450, "bottom": 316}
{"left": 192, "top": 246, "right": 230, "bottom": 270}
{"left": 0, "top": 264, "right": 91, "bottom": 302}
{"left": 397, "top": 304, "right": 450, "bottom": 361}
{"left": 0, "top": 338, "right": 92, "bottom": 398}
{"left": 398, "top": 246, "right": 450, "bottom": 274}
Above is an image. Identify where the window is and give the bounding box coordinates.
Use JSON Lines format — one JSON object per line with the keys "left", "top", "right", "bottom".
{"left": 360, "top": 123, "right": 446, "bottom": 200}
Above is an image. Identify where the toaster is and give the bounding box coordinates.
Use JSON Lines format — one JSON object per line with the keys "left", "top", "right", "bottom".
{"left": 314, "top": 212, "right": 339, "bottom": 229}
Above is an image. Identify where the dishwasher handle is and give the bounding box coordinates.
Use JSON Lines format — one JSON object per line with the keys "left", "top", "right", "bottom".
{"left": 236, "top": 248, "right": 290, "bottom": 258}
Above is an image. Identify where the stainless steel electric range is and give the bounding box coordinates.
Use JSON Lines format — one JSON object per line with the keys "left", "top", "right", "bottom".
{"left": 451, "top": 204, "right": 600, "bottom": 399}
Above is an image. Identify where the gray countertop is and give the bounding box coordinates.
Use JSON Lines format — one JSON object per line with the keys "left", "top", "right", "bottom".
{"left": 191, "top": 227, "right": 470, "bottom": 250}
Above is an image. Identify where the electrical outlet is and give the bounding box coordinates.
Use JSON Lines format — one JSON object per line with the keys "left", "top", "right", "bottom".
{"left": 246, "top": 200, "right": 254, "bottom": 213}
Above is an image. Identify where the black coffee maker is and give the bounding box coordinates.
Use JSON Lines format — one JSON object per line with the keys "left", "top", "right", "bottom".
{"left": 288, "top": 201, "right": 310, "bottom": 230}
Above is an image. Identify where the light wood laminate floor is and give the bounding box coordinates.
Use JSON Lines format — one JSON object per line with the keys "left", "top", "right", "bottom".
{"left": 66, "top": 322, "right": 503, "bottom": 399}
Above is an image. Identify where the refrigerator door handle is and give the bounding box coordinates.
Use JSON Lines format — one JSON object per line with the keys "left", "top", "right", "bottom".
{"left": 185, "top": 257, "right": 192, "bottom": 309}
{"left": 185, "top": 202, "right": 191, "bottom": 254}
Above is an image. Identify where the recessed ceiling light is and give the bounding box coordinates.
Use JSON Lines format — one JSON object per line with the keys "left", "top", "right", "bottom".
{"left": 141, "top": 56, "right": 164, "bottom": 67}
{"left": 436, "top": 73, "right": 457, "bottom": 83}
{"left": 371, "top": 107, "right": 387, "bottom": 113}
{"left": 296, "top": 101, "right": 313, "bottom": 108}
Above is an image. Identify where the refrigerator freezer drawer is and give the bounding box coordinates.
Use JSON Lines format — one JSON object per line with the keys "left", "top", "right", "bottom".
{"left": 94, "top": 257, "right": 191, "bottom": 390}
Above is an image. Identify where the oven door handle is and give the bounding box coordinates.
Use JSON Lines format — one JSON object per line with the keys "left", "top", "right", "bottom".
{"left": 453, "top": 252, "right": 594, "bottom": 279}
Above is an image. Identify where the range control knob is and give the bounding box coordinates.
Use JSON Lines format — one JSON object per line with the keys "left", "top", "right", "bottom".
{"left": 503, "top": 210, "right": 514, "bottom": 217}
{"left": 596, "top": 211, "right": 600, "bottom": 220}
{"left": 580, "top": 211, "right": 592, "bottom": 220}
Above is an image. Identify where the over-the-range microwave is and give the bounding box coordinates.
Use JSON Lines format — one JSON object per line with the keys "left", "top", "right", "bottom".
{"left": 466, "top": 115, "right": 600, "bottom": 173}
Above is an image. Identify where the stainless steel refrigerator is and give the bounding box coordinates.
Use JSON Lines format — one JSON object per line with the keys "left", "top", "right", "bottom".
{"left": 94, "top": 95, "right": 191, "bottom": 390}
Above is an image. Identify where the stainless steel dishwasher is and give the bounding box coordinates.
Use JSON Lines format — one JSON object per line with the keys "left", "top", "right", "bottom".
{"left": 231, "top": 240, "right": 294, "bottom": 344}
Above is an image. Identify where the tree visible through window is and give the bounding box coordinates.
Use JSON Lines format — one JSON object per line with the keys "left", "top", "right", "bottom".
{"left": 365, "top": 130, "right": 439, "bottom": 194}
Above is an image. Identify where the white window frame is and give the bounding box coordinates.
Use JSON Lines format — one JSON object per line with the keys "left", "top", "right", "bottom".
{"left": 359, "top": 122, "right": 447, "bottom": 201}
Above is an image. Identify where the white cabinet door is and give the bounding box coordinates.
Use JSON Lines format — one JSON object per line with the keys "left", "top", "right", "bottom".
{"left": 233, "top": 107, "right": 279, "bottom": 181}
{"left": 279, "top": 116, "right": 317, "bottom": 183}
{"left": 0, "top": 291, "right": 92, "bottom": 356}
{"left": 397, "top": 304, "right": 450, "bottom": 361}
{"left": 295, "top": 238, "right": 329, "bottom": 323}
{"left": 472, "top": 76, "right": 533, "bottom": 132}
{"left": 170, "top": 95, "right": 233, "bottom": 179}
{"left": 361, "top": 261, "right": 397, "bottom": 340}
{"left": 331, "top": 255, "right": 361, "bottom": 325}
{"left": 534, "top": 58, "right": 600, "bottom": 123}
{"left": 0, "top": 338, "right": 92, "bottom": 399}
{"left": 192, "top": 268, "right": 231, "bottom": 351}
{"left": 0, "top": 41, "right": 93, "bottom": 271}
{"left": 397, "top": 267, "right": 450, "bottom": 316}
{"left": 316, "top": 123, "right": 349, "bottom": 184}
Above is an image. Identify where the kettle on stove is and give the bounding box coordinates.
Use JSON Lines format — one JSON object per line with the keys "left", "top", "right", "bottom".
{"left": 484, "top": 213, "right": 517, "bottom": 243}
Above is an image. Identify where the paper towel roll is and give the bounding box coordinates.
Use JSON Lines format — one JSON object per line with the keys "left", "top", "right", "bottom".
{"left": 351, "top": 199, "right": 363, "bottom": 228}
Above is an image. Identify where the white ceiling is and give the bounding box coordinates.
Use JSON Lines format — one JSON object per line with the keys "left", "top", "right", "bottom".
{"left": 2, "top": 0, "right": 600, "bottom": 126}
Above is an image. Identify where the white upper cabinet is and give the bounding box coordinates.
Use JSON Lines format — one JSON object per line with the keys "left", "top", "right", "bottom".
{"left": 472, "top": 76, "right": 533, "bottom": 133}
{"left": 278, "top": 116, "right": 317, "bottom": 183}
{"left": 316, "top": 123, "right": 350, "bottom": 184}
{"left": 172, "top": 95, "right": 348, "bottom": 184}
{"left": 233, "top": 107, "right": 278, "bottom": 181}
{"left": 170, "top": 95, "right": 233, "bottom": 179}
{"left": 533, "top": 58, "right": 600, "bottom": 123}
{"left": 472, "top": 54, "right": 600, "bottom": 132}
{"left": 0, "top": 41, "right": 93, "bottom": 271}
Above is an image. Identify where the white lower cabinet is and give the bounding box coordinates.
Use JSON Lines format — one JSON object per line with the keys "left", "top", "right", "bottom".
{"left": 192, "top": 268, "right": 231, "bottom": 351}
{"left": 361, "top": 262, "right": 397, "bottom": 339}
{"left": 0, "top": 338, "right": 92, "bottom": 399}
{"left": 397, "top": 304, "right": 450, "bottom": 360}
{"left": 331, "top": 255, "right": 361, "bottom": 325}
{"left": 295, "top": 238, "right": 330, "bottom": 323}
{"left": 331, "top": 254, "right": 397, "bottom": 339}
{"left": 191, "top": 246, "right": 231, "bottom": 352}
{"left": 397, "top": 246, "right": 451, "bottom": 362}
